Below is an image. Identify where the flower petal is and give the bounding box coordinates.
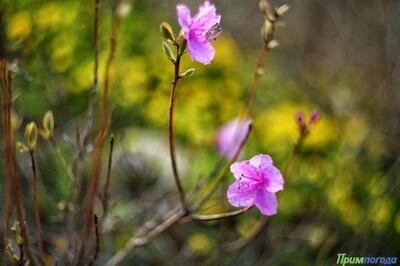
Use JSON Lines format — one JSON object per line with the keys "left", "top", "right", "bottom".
{"left": 230, "top": 161, "right": 260, "bottom": 182}
{"left": 249, "top": 154, "right": 273, "bottom": 169}
{"left": 216, "top": 118, "right": 251, "bottom": 160}
{"left": 254, "top": 190, "right": 278, "bottom": 216}
{"left": 265, "top": 166, "right": 284, "bottom": 193}
{"left": 227, "top": 180, "right": 255, "bottom": 208}
{"left": 176, "top": 5, "right": 191, "bottom": 31}
{"left": 250, "top": 154, "right": 284, "bottom": 192}
{"left": 192, "top": 1, "right": 221, "bottom": 30}
{"left": 187, "top": 38, "right": 214, "bottom": 64}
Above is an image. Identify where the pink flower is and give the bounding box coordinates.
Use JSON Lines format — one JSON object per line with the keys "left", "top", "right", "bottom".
{"left": 216, "top": 118, "right": 251, "bottom": 160}
{"left": 177, "top": 1, "right": 221, "bottom": 65}
{"left": 227, "top": 154, "right": 284, "bottom": 215}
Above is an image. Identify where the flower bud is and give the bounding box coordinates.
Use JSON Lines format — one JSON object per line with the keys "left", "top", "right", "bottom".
{"left": 25, "top": 122, "right": 38, "bottom": 151}
{"left": 160, "top": 22, "right": 175, "bottom": 42}
{"left": 180, "top": 68, "right": 195, "bottom": 78}
{"left": 276, "top": 4, "right": 290, "bottom": 17}
{"left": 267, "top": 39, "right": 279, "bottom": 49}
{"left": 259, "top": 0, "right": 272, "bottom": 15}
{"left": 42, "top": 110, "right": 54, "bottom": 139}
{"left": 310, "top": 110, "right": 320, "bottom": 124}
{"left": 162, "top": 41, "right": 176, "bottom": 62}
{"left": 17, "top": 142, "right": 28, "bottom": 153}
{"left": 177, "top": 29, "right": 187, "bottom": 55}
{"left": 296, "top": 112, "right": 304, "bottom": 126}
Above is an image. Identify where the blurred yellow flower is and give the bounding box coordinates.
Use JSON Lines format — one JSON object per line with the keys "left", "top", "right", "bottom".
{"left": 116, "top": 58, "right": 148, "bottom": 106}
{"left": 8, "top": 11, "right": 32, "bottom": 41}
{"left": 72, "top": 61, "right": 93, "bottom": 92}
{"left": 394, "top": 211, "right": 400, "bottom": 234}
{"left": 188, "top": 233, "right": 212, "bottom": 255}
{"left": 51, "top": 34, "right": 76, "bottom": 72}
{"left": 34, "top": 3, "right": 76, "bottom": 29}
{"left": 369, "top": 198, "right": 393, "bottom": 232}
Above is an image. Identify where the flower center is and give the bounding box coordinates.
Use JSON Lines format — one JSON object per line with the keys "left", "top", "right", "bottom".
{"left": 237, "top": 174, "right": 263, "bottom": 193}
{"left": 205, "top": 23, "right": 221, "bottom": 42}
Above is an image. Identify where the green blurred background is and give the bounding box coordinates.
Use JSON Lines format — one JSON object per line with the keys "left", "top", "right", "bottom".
{"left": 1, "top": 0, "right": 400, "bottom": 265}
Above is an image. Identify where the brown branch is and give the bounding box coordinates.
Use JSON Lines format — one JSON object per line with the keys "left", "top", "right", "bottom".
{"left": 105, "top": 209, "right": 185, "bottom": 266}
{"left": 242, "top": 8, "right": 281, "bottom": 118}
{"left": 1, "top": 59, "right": 39, "bottom": 266}
{"left": 168, "top": 47, "right": 188, "bottom": 213}
{"left": 74, "top": 2, "right": 121, "bottom": 264}
{"left": 88, "top": 214, "right": 100, "bottom": 266}
{"left": 82, "top": 0, "right": 101, "bottom": 151}
{"left": 101, "top": 135, "right": 114, "bottom": 216}
{"left": 67, "top": 0, "right": 101, "bottom": 256}
{"left": 29, "top": 151, "right": 46, "bottom": 265}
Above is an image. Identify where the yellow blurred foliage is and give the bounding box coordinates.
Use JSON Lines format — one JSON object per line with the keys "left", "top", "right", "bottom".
{"left": 255, "top": 103, "right": 337, "bottom": 150}
{"left": 369, "top": 198, "right": 393, "bottom": 232}
{"left": 116, "top": 58, "right": 148, "bottom": 106}
{"left": 8, "top": 11, "right": 32, "bottom": 41}
{"left": 394, "top": 211, "right": 400, "bottom": 234}
{"left": 188, "top": 233, "right": 212, "bottom": 255}
{"left": 34, "top": 3, "right": 77, "bottom": 29}
{"left": 51, "top": 33, "right": 76, "bottom": 72}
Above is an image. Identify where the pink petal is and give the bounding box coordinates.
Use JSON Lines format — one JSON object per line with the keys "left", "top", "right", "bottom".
{"left": 177, "top": 5, "right": 191, "bottom": 31}
{"left": 249, "top": 154, "right": 273, "bottom": 169}
{"left": 187, "top": 38, "right": 214, "bottom": 65}
{"left": 216, "top": 118, "right": 251, "bottom": 160}
{"left": 254, "top": 190, "right": 278, "bottom": 216}
{"left": 230, "top": 161, "right": 260, "bottom": 182}
{"left": 227, "top": 180, "right": 255, "bottom": 208}
{"left": 192, "top": 1, "right": 221, "bottom": 30}
{"left": 250, "top": 154, "right": 284, "bottom": 193}
{"left": 265, "top": 166, "right": 284, "bottom": 193}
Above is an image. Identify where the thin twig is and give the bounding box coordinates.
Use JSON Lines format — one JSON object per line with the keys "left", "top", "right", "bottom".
{"left": 67, "top": 0, "right": 101, "bottom": 255}
{"left": 88, "top": 214, "right": 100, "bottom": 266}
{"left": 185, "top": 206, "right": 253, "bottom": 222}
{"left": 168, "top": 46, "right": 188, "bottom": 213}
{"left": 105, "top": 209, "right": 185, "bottom": 266}
{"left": 74, "top": 2, "right": 121, "bottom": 264}
{"left": 18, "top": 243, "right": 24, "bottom": 266}
{"left": 242, "top": 8, "right": 281, "bottom": 118}
{"left": 101, "top": 135, "right": 115, "bottom": 216}
{"left": 82, "top": 0, "right": 101, "bottom": 152}
{"left": 29, "top": 151, "right": 46, "bottom": 265}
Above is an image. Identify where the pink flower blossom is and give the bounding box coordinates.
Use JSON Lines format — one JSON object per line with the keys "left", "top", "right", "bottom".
{"left": 216, "top": 118, "right": 251, "bottom": 160}
{"left": 177, "top": 1, "right": 221, "bottom": 65}
{"left": 227, "top": 154, "right": 284, "bottom": 215}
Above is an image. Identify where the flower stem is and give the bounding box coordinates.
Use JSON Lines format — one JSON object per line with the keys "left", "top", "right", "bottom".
{"left": 243, "top": 11, "right": 280, "bottom": 118}
{"left": 29, "top": 151, "right": 46, "bottom": 265}
{"left": 169, "top": 47, "right": 188, "bottom": 213}
{"left": 1, "top": 59, "right": 39, "bottom": 266}
{"left": 186, "top": 206, "right": 253, "bottom": 222}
